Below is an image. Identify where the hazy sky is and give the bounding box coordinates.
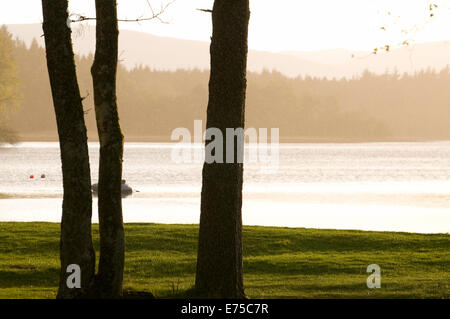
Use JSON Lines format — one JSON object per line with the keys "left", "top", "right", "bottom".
{"left": 1, "top": 0, "right": 450, "bottom": 52}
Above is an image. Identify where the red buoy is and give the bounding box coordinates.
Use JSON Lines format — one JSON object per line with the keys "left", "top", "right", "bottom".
{"left": 30, "top": 175, "right": 34, "bottom": 179}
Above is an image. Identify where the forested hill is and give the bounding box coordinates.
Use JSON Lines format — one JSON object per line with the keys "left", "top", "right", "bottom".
{"left": 4, "top": 26, "right": 450, "bottom": 142}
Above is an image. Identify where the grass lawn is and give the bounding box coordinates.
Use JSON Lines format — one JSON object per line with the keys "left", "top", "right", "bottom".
{"left": 0, "top": 222, "right": 448, "bottom": 299}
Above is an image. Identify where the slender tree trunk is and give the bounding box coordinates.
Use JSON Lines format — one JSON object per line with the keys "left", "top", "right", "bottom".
{"left": 195, "top": 0, "right": 250, "bottom": 298}
{"left": 91, "top": 0, "right": 125, "bottom": 298}
{"left": 41, "top": 0, "right": 95, "bottom": 299}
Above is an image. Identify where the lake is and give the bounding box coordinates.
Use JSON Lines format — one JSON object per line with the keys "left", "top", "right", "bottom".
{"left": 1, "top": 142, "right": 449, "bottom": 233}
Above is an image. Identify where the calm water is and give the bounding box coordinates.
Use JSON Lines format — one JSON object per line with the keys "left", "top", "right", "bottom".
{"left": 1, "top": 142, "right": 450, "bottom": 233}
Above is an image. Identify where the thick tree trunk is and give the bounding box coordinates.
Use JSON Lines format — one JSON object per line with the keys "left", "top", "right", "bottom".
{"left": 91, "top": 0, "right": 125, "bottom": 298}
{"left": 41, "top": 0, "right": 95, "bottom": 299}
{"left": 195, "top": 0, "right": 250, "bottom": 298}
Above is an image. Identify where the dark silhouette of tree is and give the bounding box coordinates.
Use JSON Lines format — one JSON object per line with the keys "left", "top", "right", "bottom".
{"left": 41, "top": 0, "right": 95, "bottom": 299}
{"left": 195, "top": 0, "right": 250, "bottom": 298}
{"left": 90, "top": 0, "right": 125, "bottom": 298}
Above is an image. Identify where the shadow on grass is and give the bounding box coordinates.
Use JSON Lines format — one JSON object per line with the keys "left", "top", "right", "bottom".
{"left": 248, "top": 282, "right": 367, "bottom": 292}
{"left": 161, "top": 286, "right": 207, "bottom": 299}
{"left": 125, "top": 260, "right": 196, "bottom": 279}
{"left": 122, "top": 290, "right": 155, "bottom": 299}
{"left": 0, "top": 268, "right": 58, "bottom": 288}
{"left": 244, "top": 260, "right": 362, "bottom": 276}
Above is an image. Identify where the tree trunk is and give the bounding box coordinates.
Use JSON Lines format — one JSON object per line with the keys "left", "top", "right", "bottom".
{"left": 195, "top": 0, "right": 250, "bottom": 298}
{"left": 41, "top": 0, "right": 95, "bottom": 299}
{"left": 91, "top": 0, "right": 125, "bottom": 298}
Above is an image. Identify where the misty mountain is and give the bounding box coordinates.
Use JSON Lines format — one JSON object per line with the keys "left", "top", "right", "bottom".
{"left": 6, "top": 23, "right": 450, "bottom": 78}
{"left": 283, "top": 43, "right": 450, "bottom": 77}
{"left": 5, "top": 23, "right": 334, "bottom": 78}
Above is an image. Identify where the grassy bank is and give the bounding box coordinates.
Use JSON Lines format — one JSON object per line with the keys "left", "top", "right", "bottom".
{"left": 0, "top": 222, "right": 448, "bottom": 299}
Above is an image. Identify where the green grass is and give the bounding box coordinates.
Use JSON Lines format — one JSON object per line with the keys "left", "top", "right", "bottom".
{"left": 0, "top": 222, "right": 448, "bottom": 299}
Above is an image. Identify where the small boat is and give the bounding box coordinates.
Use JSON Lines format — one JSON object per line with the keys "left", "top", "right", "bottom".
{"left": 91, "top": 179, "right": 133, "bottom": 197}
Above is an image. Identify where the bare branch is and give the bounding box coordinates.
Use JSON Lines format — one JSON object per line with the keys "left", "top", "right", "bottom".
{"left": 351, "top": 1, "right": 444, "bottom": 59}
{"left": 197, "top": 8, "right": 213, "bottom": 13}
{"left": 369, "top": 1, "right": 442, "bottom": 55}
{"left": 69, "top": 0, "right": 175, "bottom": 25}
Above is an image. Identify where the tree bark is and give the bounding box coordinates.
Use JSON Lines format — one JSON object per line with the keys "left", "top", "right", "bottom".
{"left": 195, "top": 0, "right": 250, "bottom": 298}
{"left": 41, "top": 0, "right": 95, "bottom": 299}
{"left": 91, "top": 0, "right": 125, "bottom": 298}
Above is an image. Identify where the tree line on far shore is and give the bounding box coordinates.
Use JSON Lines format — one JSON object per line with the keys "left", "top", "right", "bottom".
{"left": 4, "top": 24, "right": 450, "bottom": 142}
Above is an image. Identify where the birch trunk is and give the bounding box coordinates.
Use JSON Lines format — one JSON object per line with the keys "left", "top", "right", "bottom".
{"left": 41, "top": 0, "right": 96, "bottom": 299}
{"left": 91, "top": 0, "right": 125, "bottom": 298}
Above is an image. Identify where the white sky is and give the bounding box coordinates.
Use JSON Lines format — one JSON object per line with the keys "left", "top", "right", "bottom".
{"left": 1, "top": 0, "right": 450, "bottom": 52}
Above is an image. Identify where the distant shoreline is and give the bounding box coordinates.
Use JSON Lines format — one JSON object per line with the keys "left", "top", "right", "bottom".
{"left": 14, "top": 132, "right": 449, "bottom": 144}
